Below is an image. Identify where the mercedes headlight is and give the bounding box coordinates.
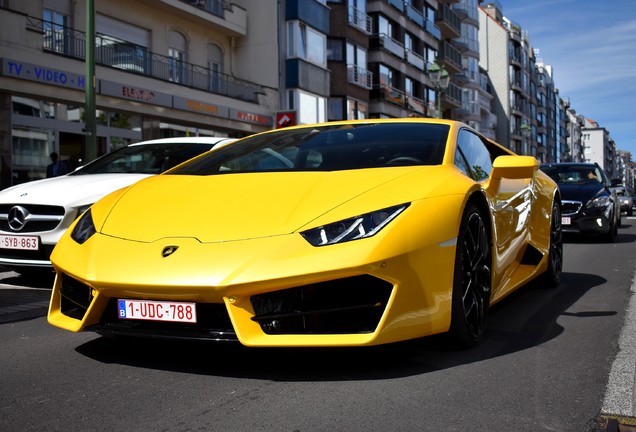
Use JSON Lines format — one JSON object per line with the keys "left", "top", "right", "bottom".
{"left": 71, "top": 209, "right": 96, "bottom": 244}
{"left": 301, "top": 204, "right": 409, "bottom": 246}
{"left": 586, "top": 195, "right": 610, "bottom": 209}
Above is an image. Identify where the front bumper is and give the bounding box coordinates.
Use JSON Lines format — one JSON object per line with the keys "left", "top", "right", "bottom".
{"left": 561, "top": 200, "right": 612, "bottom": 234}
{"left": 47, "top": 224, "right": 458, "bottom": 347}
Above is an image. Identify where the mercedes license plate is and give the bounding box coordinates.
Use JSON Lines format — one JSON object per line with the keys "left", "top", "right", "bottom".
{"left": 0, "top": 235, "right": 39, "bottom": 250}
{"left": 561, "top": 217, "right": 571, "bottom": 225}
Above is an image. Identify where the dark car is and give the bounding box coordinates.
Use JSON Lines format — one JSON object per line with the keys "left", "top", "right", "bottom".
{"left": 540, "top": 162, "right": 620, "bottom": 242}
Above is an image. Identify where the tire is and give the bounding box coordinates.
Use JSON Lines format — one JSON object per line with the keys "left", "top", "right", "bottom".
{"left": 449, "top": 203, "right": 492, "bottom": 348}
{"left": 540, "top": 201, "right": 563, "bottom": 288}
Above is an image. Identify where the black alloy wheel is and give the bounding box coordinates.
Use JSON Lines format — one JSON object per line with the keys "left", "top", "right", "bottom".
{"left": 541, "top": 201, "right": 563, "bottom": 288}
{"left": 450, "top": 203, "right": 492, "bottom": 348}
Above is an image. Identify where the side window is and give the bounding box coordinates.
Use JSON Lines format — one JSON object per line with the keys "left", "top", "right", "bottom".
{"left": 457, "top": 129, "right": 492, "bottom": 181}
{"left": 454, "top": 148, "right": 470, "bottom": 176}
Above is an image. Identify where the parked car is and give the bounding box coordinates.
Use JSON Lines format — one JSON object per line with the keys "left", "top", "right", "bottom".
{"left": 540, "top": 162, "right": 620, "bottom": 241}
{"left": 48, "top": 119, "right": 562, "bottom": 348}
{"left": 0, "top": 136, "right": 235, "bottom": 273}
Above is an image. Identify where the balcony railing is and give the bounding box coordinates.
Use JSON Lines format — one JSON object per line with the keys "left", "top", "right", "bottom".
{"left": 348, "top": 6, "right": 372, "bottom": 34}
{"left": 27, "top": 16, "right": 263, "bottom": 102}
{"left": 387, "top": 0, "right": 404, "bottom": 12}
{"left": 372, "top": 83, "right": 430, "bottom": 117}
{"left": 405, "top": 49, "right": 425, "bottom": 71}
{"left": 347, "top": 65, "right": 373, "bottom": 89}
{"left": 178, "top": 0, "right": 229, "bottom": 18}
{"left": 436, "top": 3, "right": 461, "bottom": 38}
{"left": 424, "top": 19, "right": 441, "bottom": 40}
{"left": 405, "top": 3, "right": 424, "bottom": 27}
{"left": 375, "top": 83, "right": 405, "bottom": 106}
{"left": 377, "top": 34, "right": 405, "bottom": 58}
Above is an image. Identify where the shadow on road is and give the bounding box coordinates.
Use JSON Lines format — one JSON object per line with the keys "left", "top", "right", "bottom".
{"left": 75, "top": 270, "right": 611, "bottom": 381}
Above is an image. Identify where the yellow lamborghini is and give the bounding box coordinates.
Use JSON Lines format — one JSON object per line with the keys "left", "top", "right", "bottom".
{"left": 48, "top": 119, "right": 562, "bottom": 348}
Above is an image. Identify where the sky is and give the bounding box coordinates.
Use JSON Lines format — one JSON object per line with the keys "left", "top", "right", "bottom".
{"left": 497, "top": 0, "right": 636, "bottom": 158}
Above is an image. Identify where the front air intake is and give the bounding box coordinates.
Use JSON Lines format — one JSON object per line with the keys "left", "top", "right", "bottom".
{"left": 59, "top": 274, "right": 94, "bottom": 320}
{"left": 250, "top": 275, "right": 393, "bottom": 335}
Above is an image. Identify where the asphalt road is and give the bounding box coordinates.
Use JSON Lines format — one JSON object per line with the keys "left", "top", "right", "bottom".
{"left": 1, "top": 219, "right": 635, "bottom": 432}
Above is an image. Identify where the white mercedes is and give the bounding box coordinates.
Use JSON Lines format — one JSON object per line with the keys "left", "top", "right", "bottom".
{"left": 0, "top": 136, "right": 235, "bottom": 274}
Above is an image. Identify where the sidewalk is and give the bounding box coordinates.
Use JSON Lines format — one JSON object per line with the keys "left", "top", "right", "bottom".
{"left": 600, "top": 268, "right": 636, "bottom": 430}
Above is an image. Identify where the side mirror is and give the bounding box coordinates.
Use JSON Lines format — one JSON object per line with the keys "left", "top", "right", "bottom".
{"left": 491, "top": 155, "right": 538, "bottom": 179}
{"left": 485, "top": 155, "right": 538, "bottom": 195}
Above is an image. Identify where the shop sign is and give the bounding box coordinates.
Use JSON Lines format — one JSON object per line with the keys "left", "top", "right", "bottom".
{"left": 173, "top": 96, "right": 229, "bottom": 118}
{"left": 229, "top": 108, "right": 272, "bottom": 127}
{"left": 1, "top": 58, "right": 85, "bottom": 90}
{"left": 276, "top": 111, "right": 296, "bottom": 128}
{"left": 100, "top": 80, "right": 172, "bottom": 107}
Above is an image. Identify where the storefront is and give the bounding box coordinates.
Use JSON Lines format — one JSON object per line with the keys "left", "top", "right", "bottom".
{"left": 0, "top": 58, "right": 274, "bottom": 189}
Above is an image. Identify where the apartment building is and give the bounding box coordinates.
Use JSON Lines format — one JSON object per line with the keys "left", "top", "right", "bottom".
{"left": 0, "top": 0, "right": 280, "bottom": 186}
{"left": 478, "top": 1, "right": 572, "bottom": 162}
{"left": 582, "top": 117, "right": 618, "bottom": 176}
{"left": 566, "top": 108, "right": 586, "bottom": 162}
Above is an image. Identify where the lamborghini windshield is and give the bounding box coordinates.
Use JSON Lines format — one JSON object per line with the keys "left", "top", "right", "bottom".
{"left": 170, "top": 122, "right": 450, "bottom": 175}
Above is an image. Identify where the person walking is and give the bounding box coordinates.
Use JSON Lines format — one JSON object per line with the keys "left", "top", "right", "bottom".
{"left": 46, "top": 152, "right": 69, "bottom": 178}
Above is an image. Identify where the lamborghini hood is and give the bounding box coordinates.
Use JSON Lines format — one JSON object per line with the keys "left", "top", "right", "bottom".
{"left": 99, "top": 168, "right": 443, "bottom": 243}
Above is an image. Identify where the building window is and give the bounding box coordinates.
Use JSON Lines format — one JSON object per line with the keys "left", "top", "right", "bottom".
{"left": 377, "top": 15, "right": 395, "bottom": 38}
{"left": 207, "top": 43, "right": 223, "bottom": 92}
{"left": 96, "top": 15, "right": 149, "bottom": 74}
{"left": 289, "top": 90, "right": 327, "bottom": 124}
{"left": 168, "top": 31, "right": 187, "bottom": 83}
{"left": 327, "top": 39, "right": 344, "bottom": 61}
{"left": 287, "top": 21, "right": 327, "bottom": 67}
{"left": 347, "top": 98, "right": 368, "bottom": 120}
{"left": 43, "top": 8, "right": 70, "bottom": 54}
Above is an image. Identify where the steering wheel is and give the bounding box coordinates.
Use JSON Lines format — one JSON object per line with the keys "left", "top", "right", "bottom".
{"left": 386, "top": 156, "right": 423, "bottom": 166}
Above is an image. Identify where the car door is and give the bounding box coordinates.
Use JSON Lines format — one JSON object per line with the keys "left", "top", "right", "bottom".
{"left": 455, "top": 129, "right": 532, "bottom": 297}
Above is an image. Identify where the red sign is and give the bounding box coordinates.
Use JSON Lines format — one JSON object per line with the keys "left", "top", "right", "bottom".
{"left": 276, "top": 111, "right": 296, "bottom": 128}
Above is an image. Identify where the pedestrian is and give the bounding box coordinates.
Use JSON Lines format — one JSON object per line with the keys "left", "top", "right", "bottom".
{"left": 46, "top": 152, "right": 69, "bottom": 178}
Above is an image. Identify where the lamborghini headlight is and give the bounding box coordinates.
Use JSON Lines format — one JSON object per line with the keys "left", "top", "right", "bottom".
{"left": 301, "top": 203, "right": 409, "bottom": 246}
{"left": 71, "top": 208, "right": 96, "bottom": 244}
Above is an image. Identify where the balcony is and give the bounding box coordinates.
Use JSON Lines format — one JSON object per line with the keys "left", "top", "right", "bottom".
{"left": 168, "top": 0, "right": 247, "bottom": 36}
{"left": 437, "top": 41, "right": 462, "bottom": 73}
{"left": 424, "top": 19, "right": 442, "bottom": 40}
{"left": 436, "top": 4, "right": 461, "bottom": 39}
{"left": 348, "top": 6, "right": 372, "bottom": 34}
{"left": 27, "top": 16, "right": 264, "bottom": 102}
{"left": 347, "top": 65, "right": 373, "bottom": 89}
{"left": 387, "top": 0, "right": 404, "bottom": 12}
{"left": 442, "top": 83, "right": 462, "bottom": 109}
{"left": 406, "top": 95, "right": 427, "bottom": 115}
{"left": 374, "top": 34, "right": 405, "bottom": 59}
{"left": 374, "top": 83, "right": 405, "bottom": 107}
{"left": 452, "top": 2, "right": 479, "bottom": 24}
{"left": 405, "top": 3, "right": 424, "bottom": 27}
{"left": 405, "top": 49, "right": 425, "bottom": 71}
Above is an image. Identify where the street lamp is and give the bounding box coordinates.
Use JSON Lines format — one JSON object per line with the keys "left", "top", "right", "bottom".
{"left": 520, "top": 122, "right": 532, "bottom": 155}
{"left": 428, "top": 61, "right": 450, "bottom": 119}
